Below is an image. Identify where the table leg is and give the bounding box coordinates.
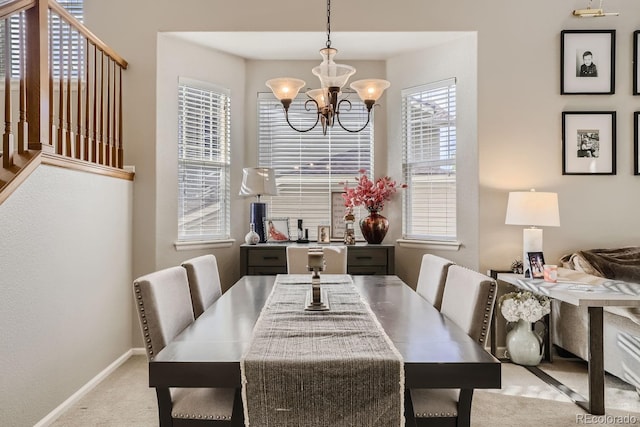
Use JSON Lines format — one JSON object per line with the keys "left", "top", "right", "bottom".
{"left": 584, "top": 306, "right": 605, "bottom": 415}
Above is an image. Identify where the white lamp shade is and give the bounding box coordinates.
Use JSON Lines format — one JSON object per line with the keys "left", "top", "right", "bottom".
{"left": 350, "top": 79, "right": 391, "bottom": 102}
{"left": 266, "top": 78, "right": 306, "bottom": 101}
{"left": 505, "top": 190, "right": 560, "bottom": 227}
{"left": 312, "top": 47, "right": 356, "bottom": 89}
{"left": 306, "top": 88, "right": 329, "bottom": 108}
{"left": 239, "top": 168, "right": 279, "bottom": 197}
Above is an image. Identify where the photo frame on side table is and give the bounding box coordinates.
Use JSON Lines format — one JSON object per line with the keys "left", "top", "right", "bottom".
{"left": 562, "top": 111, "right": 616, "bottom": 175}
{"left": 527, "top": 252, "right": 546, "bottom": 279}
{"left": 635, "top": 112, "right": 640, "bottom": 175}
{"left": 634, "top": 31, "right": 639, "bottom": 95}
{"left": 263, "top": 218, "right": 290, "bottom": 242}
{"left": 561, "top": 30, "right": 615, "bottom": 95}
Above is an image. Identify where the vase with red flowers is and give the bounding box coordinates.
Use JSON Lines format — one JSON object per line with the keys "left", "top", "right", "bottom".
{"left": 342, "top": 170, "right": 406, "bottom": 244}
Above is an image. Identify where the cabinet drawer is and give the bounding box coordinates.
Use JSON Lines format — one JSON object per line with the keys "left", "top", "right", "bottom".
{"left": 347, "top": 248, "right": 388, "bottom": 266}
{"left": 348, "top": 265, "right": 387, "bottom": 275}
{"left": 247, "top": 249, "right": 286, "bottom": 267}
{"left": 247, "top": 266, "right": 287, "bottom": 275}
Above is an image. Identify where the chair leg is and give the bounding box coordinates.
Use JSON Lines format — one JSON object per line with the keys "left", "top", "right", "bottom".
{"left": 231, "top": 388, "right": 245, "bottom": 427}
{"left": 404, "top": 388, "right": 417, "bottom": 427}
{"left": 456, "top": 389, "right": 474, "bottom": 427}
{"left": 156, "top": 387, "right": 174, "bottom": 427}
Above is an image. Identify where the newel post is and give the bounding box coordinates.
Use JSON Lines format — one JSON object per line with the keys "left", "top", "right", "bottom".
{"left": 25, "top": 0, "right": 52, "bottom": 152}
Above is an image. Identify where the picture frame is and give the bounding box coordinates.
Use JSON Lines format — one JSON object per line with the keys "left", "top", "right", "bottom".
{"left": 562, "top": 111, "right": 616, "bottom": 175}
{"left": 635, "top": 112, "right": 640, "bottom": 175}
{"left": 330, "top": 191, "right": 346, "bottom": 240}
{"left": 317, "top": 225, "right": 331, "bottom": 244}
{"left": 561, "top": 30, "right": 615, "bottom": 95}
{"left": 634, "top": 31, "right": 639, "bottom": 95}
{"left": 527, "top": 252, "right": 546, "bottom": 280}
{"left": 263, "top": 217, "right": 290, "bottom": 242}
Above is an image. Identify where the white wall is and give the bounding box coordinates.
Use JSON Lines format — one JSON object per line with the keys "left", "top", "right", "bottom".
{"left": 155, "top": 34, "right": 245, "bottom": 291}
{"left": 83, "top": 0, "right": 640, "bottom": 305}
{"left": 0, "top": 165, "right": 133, "bottom": 426}
{"left": 387, "top": 34, "right": 478, "bottom": 286}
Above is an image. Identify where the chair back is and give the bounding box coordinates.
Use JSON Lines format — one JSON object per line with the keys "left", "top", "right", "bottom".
{"left": 415, "top": 254, "right": 454, "bottom": 311}
{"left": 286, "top": 246, "right": 310, "bottom": 273}
{"left": 322, "top": 246, "right": 348, "bottom": 274}
{"left": 181, "top": 255, "right": 223, "bottom": 318}
{"left": 133, "top": 266, "right": 195, "bottom": 361}
{"left": 440, "top": 265, "right": 496, "bottom": 344}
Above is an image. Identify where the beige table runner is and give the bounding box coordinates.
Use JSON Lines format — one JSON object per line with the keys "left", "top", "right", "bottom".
{"left": 240, "top": 274, "right": 404, "bottom": 427}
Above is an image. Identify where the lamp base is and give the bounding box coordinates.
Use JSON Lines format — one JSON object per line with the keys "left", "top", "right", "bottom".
{"left": 250, "top": 202, "right": 267, "bottom": 243}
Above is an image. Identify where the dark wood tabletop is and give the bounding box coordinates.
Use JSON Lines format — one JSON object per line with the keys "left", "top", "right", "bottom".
{"left": 149, "top": 275, "right": 501, "bottom": 390}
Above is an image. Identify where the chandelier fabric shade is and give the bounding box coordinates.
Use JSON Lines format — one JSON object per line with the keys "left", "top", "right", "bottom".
{"left": 265, "top": 0, "right": 390, "bottom": 135}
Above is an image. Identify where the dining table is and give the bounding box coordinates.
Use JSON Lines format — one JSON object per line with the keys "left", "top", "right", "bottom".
{"left": 149, "top": 274, "right": 501, "bottom": 421}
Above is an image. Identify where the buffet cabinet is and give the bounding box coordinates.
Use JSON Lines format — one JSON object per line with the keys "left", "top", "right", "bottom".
{"left": 239, "top": 243, "right": 395, "bottom": 276}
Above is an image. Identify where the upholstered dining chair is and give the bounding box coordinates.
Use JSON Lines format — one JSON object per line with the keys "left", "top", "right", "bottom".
{"left": 407, "top": 265, "right": 497, "bottom": 427}
{"left": 415, "top": 254, "right": 455, "bottom": 311}
{"left": 286, "top": 246, "right": 348, "bottom": 274}
{"left": 133, "top": 266, "right": 241, "bottom": 426}
{"left": 181, "top": 254, "right": 223, "bottom": 318}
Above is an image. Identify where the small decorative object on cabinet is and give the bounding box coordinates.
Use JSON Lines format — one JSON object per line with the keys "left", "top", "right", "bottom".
{"left": 245, "top": 223, "right": 260, "bottom": 245}
{"left": 499, "top": 291, "right": 551, "bottom": 366}
{"left": 360, "top": 209, "right": 389, "bottom": 244}
{"left": 343, "top": 210, "right": 356, "bottom": 245}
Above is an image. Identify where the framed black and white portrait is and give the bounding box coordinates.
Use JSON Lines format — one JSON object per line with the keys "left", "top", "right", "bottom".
{"left": 562, "top": 111, "right": 616, "bottom": 175}
{"left": 635, "top": 112, "right": 639, "bottom": 175}
{"left": 561, "top": 30, "right": 615, "bottom": 94}
{"left": 634, "top": 31, "right": 640, "bottom": 95}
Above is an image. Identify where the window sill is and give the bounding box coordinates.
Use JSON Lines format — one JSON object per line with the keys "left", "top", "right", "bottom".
{"left": 396, "top": 238, "right": 462, "bottom": 251}
{"left": 174, "top": 239, "right": 235, "bottom": 251}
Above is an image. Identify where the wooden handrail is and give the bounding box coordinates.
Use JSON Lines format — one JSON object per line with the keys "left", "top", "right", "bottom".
{"left": 47, "top": 0, "right": 128, "bottom": 68}
{"left": 0, "top": 0, "right": 34, "bottom": 19}
{"left": 1, "top": 0, "right": 130, "bottom": 203}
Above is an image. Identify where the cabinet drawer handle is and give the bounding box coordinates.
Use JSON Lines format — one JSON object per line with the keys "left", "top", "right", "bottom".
{"left": 356, "top": 256, "right": 373, "bottom": 260}
{"left": 262, "top": 256, "right": 279, "bottom": 260}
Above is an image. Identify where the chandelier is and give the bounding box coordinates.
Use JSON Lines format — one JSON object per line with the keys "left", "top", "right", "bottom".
{"left": 265, "top": 0, "right": 390, "bottom": 135}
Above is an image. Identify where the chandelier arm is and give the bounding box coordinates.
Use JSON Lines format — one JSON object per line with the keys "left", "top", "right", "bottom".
{"left": 283, "top": 107, "right": 321, "bottom": 133}
{"left": 336, "top": 110, "right": 372, "bottom": 133}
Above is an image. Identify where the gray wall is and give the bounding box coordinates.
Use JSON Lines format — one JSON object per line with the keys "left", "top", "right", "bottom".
{"left": 0, "top": 165, "right": 133, "bottom": 426}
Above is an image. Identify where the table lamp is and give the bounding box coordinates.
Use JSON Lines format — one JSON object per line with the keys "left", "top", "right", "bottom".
{"left": 505, "top": 189, "right": 560, "bottom": 277}
{"left": 239, "top": 168, "right": 279, "bottom": 243}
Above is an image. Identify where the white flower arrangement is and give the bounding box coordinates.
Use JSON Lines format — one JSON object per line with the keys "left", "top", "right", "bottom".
{"left": 499, "top": 291, "right": 551, "bottom": 323}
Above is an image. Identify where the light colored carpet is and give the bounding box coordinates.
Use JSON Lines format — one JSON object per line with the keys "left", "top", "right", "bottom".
{"left": 49, "top": 355, "right": 640, "bottom": 427}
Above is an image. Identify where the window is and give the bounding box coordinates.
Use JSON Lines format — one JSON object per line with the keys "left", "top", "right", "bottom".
{"left": 0, "top": 0, "right": 83, "bottom": 78}
{"left": 258, "top": 93, "right": 373, "bottom": 240}
{"left": 178, "top": 78, "right": 231, "bottom": 241}
{"left": 402, "top": 78, "right": 457, "bottom": 241}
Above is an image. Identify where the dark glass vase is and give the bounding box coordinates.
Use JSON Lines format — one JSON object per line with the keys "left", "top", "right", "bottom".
{"left": 359, "top": 209, "right": 389, "bottom": 244}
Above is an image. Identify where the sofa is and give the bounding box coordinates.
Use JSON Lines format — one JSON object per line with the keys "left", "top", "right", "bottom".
{"left": 552, "top": 247, "right": 640, "bottom": 389}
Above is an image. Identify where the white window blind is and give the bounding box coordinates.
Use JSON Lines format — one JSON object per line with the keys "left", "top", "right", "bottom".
{"left": 178, "top": 78, "right": 231, "bottom": 241}
{"left": 0, "top": 0, "right": 83, "bottom": 78}
{"left": 257, "top": 92, "right": 374, "bottom": 240}
{"left": 402, "top": 78, "right": 457, "bottom": 241}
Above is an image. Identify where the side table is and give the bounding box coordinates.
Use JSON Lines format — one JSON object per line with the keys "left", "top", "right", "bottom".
{"left": 497, "top": 273, "right": 640, "bottom": 415}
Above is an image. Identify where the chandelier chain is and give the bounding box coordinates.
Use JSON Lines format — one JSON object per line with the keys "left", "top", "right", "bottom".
{"left": 326, "top": 0, "right": 331, "bottom": 48}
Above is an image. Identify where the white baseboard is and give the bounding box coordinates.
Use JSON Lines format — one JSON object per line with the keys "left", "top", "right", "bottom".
{"left": 34, "top": 348, "right": 139, "bottom": 427}
{"left": 131, "top": 347, "right": 146, "bottom": 356}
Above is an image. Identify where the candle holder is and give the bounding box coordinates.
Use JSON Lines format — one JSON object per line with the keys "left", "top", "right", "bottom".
{"left": 304, "top": 247, "right": 329, "bottom": 311}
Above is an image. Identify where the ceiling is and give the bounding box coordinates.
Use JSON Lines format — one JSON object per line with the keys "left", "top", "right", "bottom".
{"left": 167, "top": 32, "right": 471, "bottom": 61}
